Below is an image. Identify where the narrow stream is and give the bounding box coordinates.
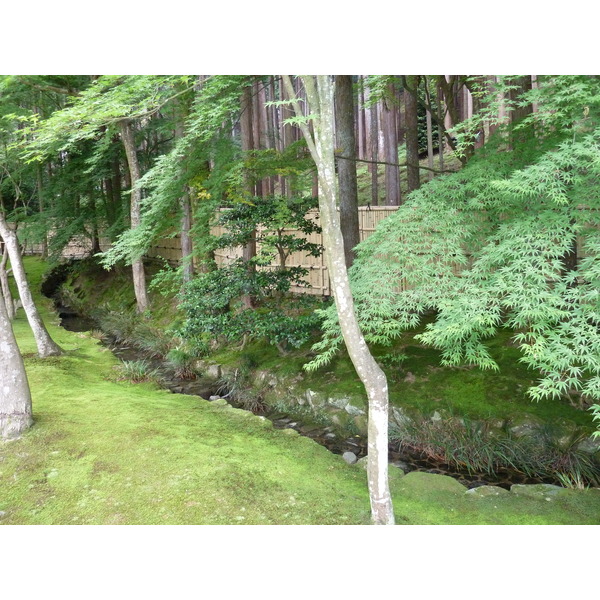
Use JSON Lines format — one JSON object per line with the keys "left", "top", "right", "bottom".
{"left": 55, "top": 305, "right": 565, "bottom": 490}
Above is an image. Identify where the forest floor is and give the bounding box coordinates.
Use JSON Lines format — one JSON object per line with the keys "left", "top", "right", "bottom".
{"left": 1, "top": 257, "right": 599, "bottom": 525}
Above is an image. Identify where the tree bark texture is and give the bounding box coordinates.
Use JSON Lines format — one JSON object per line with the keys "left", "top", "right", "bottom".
{"left": 382, "top": 87, "right": 401, "bottom": 205}
{"left": 284, "top": 75, "right": 395, "bottom": 526}
{"left": 175, "top": 98, "right": 195, "bottom": 286}
{"left": 119, "top": 119, "right": 150, "bottom": 313}
{"left": 0, "top": 282, "right": 33, "bottom": 439}
{"left": 334, "top": 75, "right": 361, "bottom": 267}
{"left": 240, "top": 84, "right": 257, "bottom": 309}
{"left": 404, "top": 75, "right": 421, "bottom": 193}
{"left": 0, "top": 210, "right": 62, "bottom": 357}
{"left": 0, "top": 244, "right": 15, "bottom": 321}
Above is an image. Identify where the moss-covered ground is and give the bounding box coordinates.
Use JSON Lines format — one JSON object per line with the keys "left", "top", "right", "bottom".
{"left": 4, "top": 257, "right": 598, "bottom": 524}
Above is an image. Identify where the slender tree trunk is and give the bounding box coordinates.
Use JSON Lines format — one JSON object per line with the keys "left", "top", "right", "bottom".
{"left": 425, "top": 82, "right": 435, "bottom": 181}
{"left": 369, "top": 91, "right": 379, "bottom": 206}
{"left": 284, "top": 75, "right": 395, "bottom": 526}
{"left": 404, "top": 75, "right": 421, "bottom": 193}
{"left": 0, "top": 243, "right": 15, "bottom": 320}
{"left": 335, "top": 75, "right": 361, "bottom": 267}
{"left": 175, "top": 98, "right": 195, "bottom": 286}
{"left": 0, "top": 282, "right": 33, "bottom": 440}
{"left": 119, "top": 119, "right": 149, "bottom": 313}
{"left": 36, "top": 163, "right": 48, "bottom": 259}
{"left": 437, "top": 84, "right": 445, "bottom": 172}
{"left": 0, "top": 210, "right": 62, "bottom": 357}
{"left": 240, "top": 84, "right": 257, "bottom": 309}
{"left": 382, "top": 86, "right": 401, "bottom": 205}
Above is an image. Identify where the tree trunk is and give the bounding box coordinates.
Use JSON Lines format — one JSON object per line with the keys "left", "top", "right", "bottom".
{"left": 369, "top": 92, "right": 379, "bottom": 206}
{"left": 335, "top": 75, "right": 361, "bottom": 267}
{"left": 0, "top": 282, "right": 33, "bottom": 439}
{"left": 284, "top": 75, "right": 395, "bottom": 526}
{"left": 404, "top": 75, "right": 421, "bottom": 193}
{"left": 119, "top": 119, "right": 149, "bottom": 313}
{"left": 0, "top": 243, "right": 15, "bottom": 321}
{"left": 382, "top": 87, "right": 401, "bottom": 205}
{"left": 175, "top": 99, "right": 195, "bottom": 286}
{"left": 240, "top": 84, "right": 257, "bottom": 309}
{"left": 36, "top": 163, "right": 48, "bottom": 259}
{"left": 0, "top": 210, "right": 62, "bottom": 357}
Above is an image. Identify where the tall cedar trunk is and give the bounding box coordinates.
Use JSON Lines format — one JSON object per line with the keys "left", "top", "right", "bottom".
{"left": 119, "top": 119, "right": 149, "bottom": 313}
{"left": 89, "top": 188, "right": 101, "bottom": 255}
{"left": 0, "top": 281, "right": 32, "bottom": 440}
{"left": 404, "top": 75, "right": 421, "bottom": 193}
{"left": 284, "top": 75, "right": 395, "bottom": 525}
{"left": 36, "top": 163, "right": 48, "bottom": 258}
{"left": 382, "top": 87, "right": 401, "bottom": 205}
{"left": 334, "top": 75, "right": 361, "bottom": 267}
{"left": 0, "top": 210, "right": 62, "bottom": 357}
{"left": 437, "top": 83, "right": 445, "bottom": 172}
{"left": 175, "top": 100, "right": 194, "bottom": 286}
{"left": 369, "top": 91, "right": 379, "bottom": 206}
{"left": 0, "top": 243, "right": 15, "bottom": 320}
{"left": 240, "top": 84, "right": 257, "bottom": 309}
{"left": 424, "top": 80, "right": 435, "bottom": 181}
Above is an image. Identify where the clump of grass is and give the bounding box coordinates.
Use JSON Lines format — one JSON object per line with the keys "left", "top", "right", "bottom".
{"left": 114, "top": 359, "right": 161, "bottom": 384}
{"left": 165, "top": 348, "right": 198, "bottom": 380}
{"left": 95, "top": 309, "right": 138, "bottom": 344}
{"left": 132, "top": 323, "right": 174, "bottom": 359}
{"left": 391, "top": 417, "right": 600, "bottom": 488}
{"left": 216, "top": 365, "right": 268, "bottom": 414}
{"left": 89, "top": 329, "right": 105, "bottom": 341}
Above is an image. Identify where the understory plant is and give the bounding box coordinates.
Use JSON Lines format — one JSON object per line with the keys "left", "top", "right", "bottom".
{"left": 215, "top": 355, "right": 269, "bottom": 414}
{"left": 165, "top": 347, "right": 199, "bottom": 379}
{"left": 114, "top": 359, "right": 161, "bottom": 384}
{"left": 391, "top": 417, "right": 599, "bottom": 489}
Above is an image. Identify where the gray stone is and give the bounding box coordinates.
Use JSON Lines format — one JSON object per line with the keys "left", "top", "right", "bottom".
{"left": 205, "top": 364, "right": 222, "bottom": 379}
{"left": 211, "top": 398, "right": 229, "bottom": 407}
{"left": 507, "top": 415, "right": 545, "bottom": 438}
{"left": 305, "top": 389, "right": 326, "bottom": 409}
{"left": 342, "top": 451, "right": 358, "bottom": 465}
{"left": 576, "top": 436, "right": 600, "bottom": 455}
{"left": 390, "top": 406, "right": 413, "bottom": 431}
{"left": 0, "top": 511, "right": 6, "bottom": 517}
{"left": 209, "top": 395, "right": 221, "bottom": 401}
{"left": 510, "top": 483, "right": 564, "bottom": 499}
{"left": 466, "top": 485, "right": 510, "bottom": 497}
{"left": 352, "top": 415, "right": 368, "bottom": 436}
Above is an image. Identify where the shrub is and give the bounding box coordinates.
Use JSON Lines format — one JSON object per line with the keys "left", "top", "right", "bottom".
{"left": 166, "top": 348, "right": 198, "bottom": 380}
{"left": 114, "top": 360, "right": 161, "bottom": 384}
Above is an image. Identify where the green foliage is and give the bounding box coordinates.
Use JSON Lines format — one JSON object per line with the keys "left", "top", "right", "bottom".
{"left": 308, "top": 76, "right": 600, "bottom": 421}
{"left": 114, "top": 359, "right": 161, "bottom": 384}
{"left": 393, "top": 417, "right": 599, "bottom": 488}
{"left": 179, "top": 192, "right": 323, "bottom": 352}
{"left": 165, "top": 347, "right": 198, "bottom": 380}
{"left": 179, "top": 262, "right": 323, "bottom": 352}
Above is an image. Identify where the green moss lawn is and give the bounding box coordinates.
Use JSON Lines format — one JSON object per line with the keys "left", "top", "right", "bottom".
{"left": 1, "top": 257, "right": 599, "bottom": 524}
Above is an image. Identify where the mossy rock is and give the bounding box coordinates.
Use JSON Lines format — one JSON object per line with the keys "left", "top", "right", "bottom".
{"left": 465, "top": 485, "right": 510, "bottom": 498}
{"left": 396, "top": 471, "right": 468, "bottom": 495}
{"left": 211, "top": 398, "right": 230, "bottom": 407}
{"left": 510, "top": 484, "right": 568, "bottom": 499}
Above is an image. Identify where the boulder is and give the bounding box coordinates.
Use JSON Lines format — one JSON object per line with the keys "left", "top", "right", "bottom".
{"left": 397, "top": 471, "right": 467, "bottom": 494}
{"left": 465, "top": 485, "right": 510, "bottom": 497}
{"left": 510, "top": 483, "right": 566, "bottom": 499}
{"left": 507, "top": 415, "right": 545, "bottom": 438}
{"left": 342, "top": 451, "right": 357, "bottom": 465}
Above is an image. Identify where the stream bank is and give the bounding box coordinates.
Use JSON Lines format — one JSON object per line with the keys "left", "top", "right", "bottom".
{"left": 45, "top": 259, "right": 600, "bottom": 491}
